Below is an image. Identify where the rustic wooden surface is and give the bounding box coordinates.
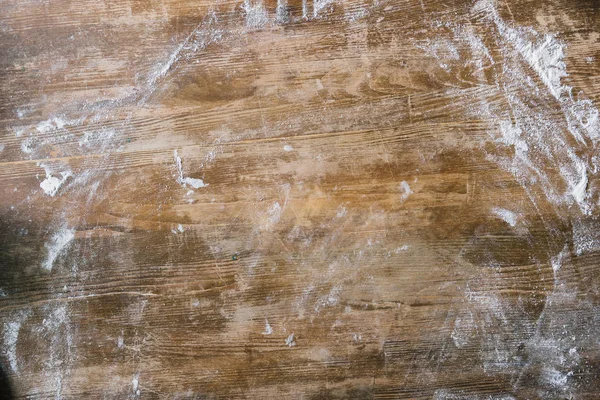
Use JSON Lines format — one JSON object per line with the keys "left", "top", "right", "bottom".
{"left": 1, "top": 0, "right": 600, "bottom": 398}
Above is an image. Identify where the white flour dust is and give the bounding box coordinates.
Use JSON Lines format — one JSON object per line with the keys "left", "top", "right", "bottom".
{"left": 285, "top": 333, "right": 296, "bottom": 347}
{"left": 2, "top": 310, "right": 31, "bottom": 373}
{"left": 263, "top": 319, "right": 273, "bottom": 335}
{"left": 242, "top": 0, "right": 269, "bottom": 29}
{"left": 474, "top": 0, "right": 599, "bottom": 213}
{"left": 42, "top": 226, "right": 75, "bottom": 271}
{"left": 399, "top": 181, "right": 412, "bottom": 202}
{"left": 174, "top": 150, "right": 208, "bottom": 189}
{"left": 39, "top": 164, "right": 72, "bottom": 197}
{"left": 491, "top": 207, "right": 518, "bottom": 227}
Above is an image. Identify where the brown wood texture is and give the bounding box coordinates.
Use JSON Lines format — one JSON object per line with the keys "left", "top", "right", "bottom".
{"left": 1, "top": 0, "right": 600, "bottom": 398}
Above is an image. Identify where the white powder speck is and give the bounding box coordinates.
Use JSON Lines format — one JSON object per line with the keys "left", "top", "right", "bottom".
{"left": 20, "top": 137, "right": 34, "bottom": 154}
{"left": 394, "top": 244, "right": 410, "bottom": 253}
{"left": 497, "top": 119, "right": 528, "bottom": 153}
{"left": 40, "top": 172, "right": 71, "bottom": 197}
{"left": 78, "top": 129, "right": 116, "bottom": 153}
{"left": 570, "top": 159, "right": 589, "bottom": 207}
{"left": 491, "top": 207, "right": 518, "bottom": 227}
{"left": 39, "top": 164, "right": 72, "bottom": 197}
{"left": 313, "top": 0, "right": 335, "bottom": 17}
{"left": 4, "top": 322, "right": 22, "bottom": 372}
{"left": 36, "top": 117, "right": 67, "bottom": 133}
{"left": 42, "top": 227, "right": 75, "bottom": 271}
{"left": 569, "top": 347, "right": 578, "bottom": 356}
{"left": 451, "top": 313, "right": 474, "bottom": 348}
{"left": 285, "top": 333, "right": 296, "bottom": 347}
{"left": 242, "top": 0, "right": 269, "bottom": 28}
{"left": 267, "top": 202, "right": 282, "bottom": 226}
{"left": 181, "top": 177, "right": 207, "bottom": 189}
{"left": 175, "top": 150, "right": 208, "bottom": 189}
{"left": 263, "top": 319, "right": 273, "bottom": 335}
{"left": 399, "top": 181, "right": 412, "bottom": 202}
{"left": 132, "top": 374, "right": 139, "bottom": 394}
{"left": 543, "top": 366, "right": 568, "bottom": 387}
{"left": 275, "top": 0, "right": 289, "bottom": 24}
{"left": 3, "top": 311, "right": 31, "bottom": 373}
{"left": 336, "top": 205, "right": 347, "bottom": 218}
{"left": 550, "top": 245, "right": 569, "bottom": 275}
{"left": 572, "top": 220, "right": 600, "bottom": 256}
{"left": 314, "top": 285, "right": 342, "bottom": 313}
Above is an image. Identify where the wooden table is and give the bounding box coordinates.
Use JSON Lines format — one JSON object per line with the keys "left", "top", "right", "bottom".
{"left": 1, "top": 0, "right": 599, "bottom": 398}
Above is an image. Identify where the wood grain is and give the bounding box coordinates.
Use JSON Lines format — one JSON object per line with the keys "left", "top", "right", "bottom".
{"left": 1, "top": 0, "right": 600, "bottom": 398}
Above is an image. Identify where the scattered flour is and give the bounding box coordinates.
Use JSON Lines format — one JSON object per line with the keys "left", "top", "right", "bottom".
{"left": 36, "top": 117, "right": 70, "bottom": 133}
{"left": 491, "top": 207, "right": 518, "bottom": 227}
{"left": 474, "top": 0, "right": 600, "bottom": 213}
{"left": 451, "top": 313, "right": 475, "bottom": 348}
{"left": 572, "top": 219, "right": 600, "bottom": 256}
{"left": 172, "top": 224, "right": 186, "bottom": 234}
{"left": 314, "top": 285, "right": 342, "bottom": 313}
{"left": 394, "top": 244, "right": 410, "bottom": 253}
{"left": 542, "top": 366, "right": 568, "bottom": 387}
{"left": 132, "top": 374, "right": 140, "bottom": 396}
{"left": 175, "top": 150, "right": 208, "bottom": 189}
{"left": 267, "top": 202, "right": 282, "bottom": 226}
{"left": 550, "top": 245, "right": 569, "bottom": 276}
{"left": 433, "top": 389, "right": 514, "bottom": 400}
{"left": 145, "top": 11, "right": 222, "bottom": 93}
{"left": 313, "top": 0, "right": 336, "bottom": 17}
{"left": 285, "top": 333, "right": 296, "bottom": 347}
{"left": 39, "top": 304, "right": 75, "bottom": 400}
{"left": 78, "top": 129, "right": 116, "bottom": 152}
{"left": 275, "top": 0, "right": 289, "bottom": 24}
{"left": 39, "top": 165, "right": 72, "bottom": 197}
{"left": 263, "top": 319, "right": 273, "bottom": 335}
{"left": 3, "top": 311, "right": 31, "bottom": 373}
{"left": 42, "top": 226, "right": 75, "bottom": 271}
{"left": 399, "top": 181, "right": 412, "bottom": 202}
{"left": 242, "top": 0, "right": 269, "bottom": 29}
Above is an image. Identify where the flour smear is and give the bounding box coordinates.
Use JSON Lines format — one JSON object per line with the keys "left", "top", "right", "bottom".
{"left": 471, "top": 0, "right": 600, "bottom": 214}
{"left": 174, "top": 150, "right": 208, "bottom": 189}
{"left": 42, "top": 226, "right": 76, "bottom": 271}
{"left": 3, "top": 310, "right": 31, "bottom": 373}
{"left": 39, "top": 164, "right": 72, "bottom": 197}
{"left": 427, "top": 1, "right": 600, "bottom": 395}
